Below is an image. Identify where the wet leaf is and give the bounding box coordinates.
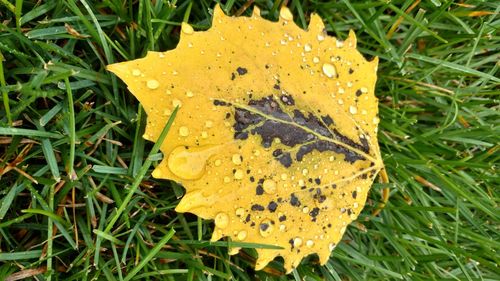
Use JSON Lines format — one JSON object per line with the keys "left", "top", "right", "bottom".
{"left": 107, "top": 5, "right": 383, "bottom": 272}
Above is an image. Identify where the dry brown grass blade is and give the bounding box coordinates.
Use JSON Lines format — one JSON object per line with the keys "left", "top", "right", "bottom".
{"left": 6, "top": 267, "right": 47, "bottom": 281}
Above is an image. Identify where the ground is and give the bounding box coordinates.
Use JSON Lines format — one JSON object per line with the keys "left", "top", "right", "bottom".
{"left": 0, "top": 0, "right": 499, "bottom": 280}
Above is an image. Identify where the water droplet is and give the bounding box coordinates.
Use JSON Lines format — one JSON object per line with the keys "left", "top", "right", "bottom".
{"left": 312, "top": 56, "right": 320, "bottom": 64}
{"left": 317, "top": 34, "right": 325, "bottom": 41}
{"left": 179, "top": 126, "right": 189, "bottom": 137}
{"left": 147, "top": 79, "right": 160, "bottom": 89}
{"left": 224, "top": 176, "right": 231, "bottom": 183}
{"left": 294, "top": 237, "right": 303, "bottom": 247}
{"left": 349, "top": 105, "right": 358, "bottom": 115}
{"left": 280, "top": 173, "right": 288, "bottom": 181}
{"left": 214, "top": 212, "right": 229, "bottom": 228}
{"left": 235, "top": 208, "right": 245, "bottom": 217}
{"left": 360, "top": 87, "right": 368, "bottom": 93}
{"left": 304, "top": 44, "right": 312, "bottom": 52}
{"left": 172, "top": 99, "right": 182, "bottom": 108}
{"left": 329, "top": 243, "right": 336, "bottom": 251}
{"left": 186, "top": 91, "right": 194, "bottom": 97}
{"left": 131, "top": 69, "right": 141, "bottom": 76}
{"left": 336, "top": 40, "right": 344, "bottom": 48}
{"left": 263, "top": 179, "right": 276, "bottom": 194}
{"left": 166, "top": 89, "right": 172, "bottom": 95}
{"left": 181, "top": 22, "right": 194, "bottom": 34}
{"left": 347, "top": 81, "right": 353, "bottom": 87}
{"left": 163, "top": 109, "right": 171, "bottom": 116}
{"left": 279, "top": 224, "right": 286, "bottom": 231}
{"left": 232, "top": 154, "right": 242, "bottom": 165}
{"left": 302, "top": 207, "right": 309, "bottom": 213}
{"left": 259, "top": 219, "right": 274, "bottom": 237}
{"left": 337, "top": 98, "right": 344, "bottom": 105}
{"left": 338, "top": 87, "right": 345, "bottom": 94}
{"left": 205, "top": 120, "right": 213, "bottom": 128}
{"left": 306, "top": 240, "right": 314, "bottom": 248}
{"left": 234, "top": 169, "right": 244, "bottom": 180}
{"left": 201, "top": 131, "right": 208, "bottom": 138}
{"left": 214, "top": 159, "right": 222, "bottom": 167}
{"left": 322, "top": 63, "right": 337, "bottom": 78}
{"left": 237, "top": 230, "right": 247, "bottom": 240}
{"left": 167, "top": 145, "right": 219, "bottom": 180}
{"left": 280, "top": 8, "right": 293, "bottom": 21}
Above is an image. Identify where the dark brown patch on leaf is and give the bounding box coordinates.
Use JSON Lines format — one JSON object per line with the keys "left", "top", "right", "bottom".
{"left": 215, "top": 95, "right": 370, "bottom": 165}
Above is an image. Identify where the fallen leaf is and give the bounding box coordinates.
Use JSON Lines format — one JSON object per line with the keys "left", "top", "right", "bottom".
{"left": 108, "top": 5, "right": 383, "bottom": 272}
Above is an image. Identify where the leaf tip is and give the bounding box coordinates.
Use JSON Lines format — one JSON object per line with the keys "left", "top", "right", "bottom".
{"left": 279, "top": 7, "right": 294, "bottom": 22}
{"left": 213, "top": 4, "right": 226, "bottom": 20}
{"left": 346, "top": 29, "right": 357, "bottom": 48}
{"left": 309, "top": 13, "right": 325, "bottom": 33}
{"left": 252, "top": 5, "right": 261, "bottom": 18}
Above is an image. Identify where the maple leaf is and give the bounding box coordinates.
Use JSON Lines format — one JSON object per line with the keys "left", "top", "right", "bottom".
{"left": 107, "top": 5, "right": 383, "bottom": 272}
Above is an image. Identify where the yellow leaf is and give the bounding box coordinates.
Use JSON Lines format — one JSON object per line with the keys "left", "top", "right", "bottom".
{"left": 107, "top": 5, "right": 383, "bottom": 273}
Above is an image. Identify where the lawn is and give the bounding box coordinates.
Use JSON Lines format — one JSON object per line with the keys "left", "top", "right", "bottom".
{"left": 0, "top": 0, "right": 499, "bottom": 280}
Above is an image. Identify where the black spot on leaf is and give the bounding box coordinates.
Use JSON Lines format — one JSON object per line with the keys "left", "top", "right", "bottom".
{"left": 251, "top": 204, "right": 265, "bottom": 211}
{"left": 290, "top": 193, "right": 301, "bottom": 207}
{"left": 256, "top": 185, "right": 264, "bottom": 195}
{"left": 268, "top": 201, "right": 278, "bottom": 212}
{"left": 237, "top": 67, "right": 248, "bottom": 75}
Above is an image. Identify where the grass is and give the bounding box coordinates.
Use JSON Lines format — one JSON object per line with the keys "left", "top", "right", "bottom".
{"left": 0, "top": 0, "right": 499, "bottom": 280}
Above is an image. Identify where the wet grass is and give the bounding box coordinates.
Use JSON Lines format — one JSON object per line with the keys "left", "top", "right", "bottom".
{"left": 0, "top": 0, "right": 499, "bottom": 280}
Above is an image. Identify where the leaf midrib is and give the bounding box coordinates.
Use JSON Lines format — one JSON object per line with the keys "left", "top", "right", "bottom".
{"left": 223, "top": 99, "right": 381, "bottom": 165}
